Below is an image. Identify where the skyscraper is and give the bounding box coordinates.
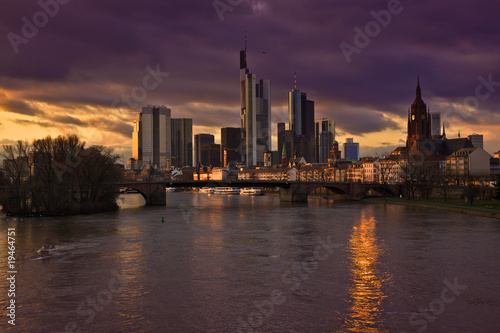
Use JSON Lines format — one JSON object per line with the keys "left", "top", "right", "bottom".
{"left": 256, "top": 79, "right": 271, "bottom": 157}
{"left": 321, "top": 119, "right": 335, "bottom": 137}
{"left": 194, "top": 134, "right": 215, "bottom": 167}
{"left": 221, "top": 127, "right": 242, "bottom": 167}
{"left": 201, "top": 143, "right": 221, "bottom": 167}
{"left": 317, "top": 119, "right": 335, "bottom": 163}
{"left": 171, "top": 118, "right": 193, "bottom": 167}
{"left": 240, "top": 33, "right": 271, "bottom": 166}
{"left": 132, "top": 105, "right": 171, "bottom": 170}
{"left": 319, "top": 131, "right": 334, "bottom": 163}
{"left": 344, "top": 138, "right": 359, "bottom": 161}
{"left": 288, "top": 78, "right": 315, "bottom": 162}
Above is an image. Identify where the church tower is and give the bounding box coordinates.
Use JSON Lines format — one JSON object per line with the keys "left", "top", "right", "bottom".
{"left": 406, "top": 77, "right": 431, "bottom": 151}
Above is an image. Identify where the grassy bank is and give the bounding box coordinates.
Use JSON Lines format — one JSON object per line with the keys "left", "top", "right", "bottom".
{"left": 366, "top": 197, "right": 500, "bottom": 219}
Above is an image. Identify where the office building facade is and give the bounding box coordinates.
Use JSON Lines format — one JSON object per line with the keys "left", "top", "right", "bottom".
{"left": 221, "top": 127, "right": 242, "bottom": 167}
{"left": 132, "top": 105, "right": 171, "bottom": 170}
{"left": 344, "top": 138, "right": 359, "bottom": 161}
{"left": 240, "top": 39, "right": 271, "bottom": 166}
{"left": 171, "top": 118, "right": 193, "bottom": 167}
{"left": 468, "top": 134, "right": 484, "bottom": 149}
{"left": 288, "top": 86, "right": 315, "bottom": 162}
{"left": 194, "top": 134, "right": 215, "bottom": 167}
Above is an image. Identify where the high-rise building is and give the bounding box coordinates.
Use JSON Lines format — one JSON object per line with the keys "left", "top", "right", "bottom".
{"left": 314, "top": 122, "right": 320, "bottom": 163}
{"left": 240, "top": 34, "right": 271, "bottom": 166}
{"left": 132, "top": 113, "right": 142, "bottom": 162}
{"left": 201, "top": 143, "right": 221, "bottom": 167}
{"left": 321, "top": 119, "right": 335, "bottom": 137}
{"left": 430, "top": 113, "right": 441, "bottom": 137}
{"left": 278, "top": 129, "right": 294, "bottom": 162}
{"left": 256, "top": 79, "right": 271, "bottom": 154}
{"left": 317, "top": 119, "right": 335, "bottom": 163}
{"left": 407, "top": 77, "right": 431, "bottom": 151}
{"left": 221, "top": 127, "right": 242, "bottom": 167}
{"left": 171, "top": 118, "right": 193, "bottom": 167}
{"left": 132, "top": 105, "right": 171, "bottom": 170}
{"left": 194, "top": 134, "right": 214, "bottom": 167}
{"left": 319, "top": 131, "right": 334, "bottom": 163}
{"left": 468, "top": 134, "right": 484, "bottom": 149}
{"left": 288, "top": 80, "right": 315, "bottom": 162}
{"left": 344, "top": 138, "right": 359, "bottom": 161}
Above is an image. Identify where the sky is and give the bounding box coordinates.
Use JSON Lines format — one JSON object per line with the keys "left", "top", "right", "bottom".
{"left": 1, "top": 0, "right": 500, "bottom": 161}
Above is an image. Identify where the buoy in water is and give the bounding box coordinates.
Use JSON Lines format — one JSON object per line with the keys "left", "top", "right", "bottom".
{"left": 161, "top": 217, "right": 165, "bottom": 223}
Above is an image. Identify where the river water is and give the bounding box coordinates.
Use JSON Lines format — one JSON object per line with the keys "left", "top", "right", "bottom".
{"left": 0, "top": 193, "right": 499, "bottom": 332}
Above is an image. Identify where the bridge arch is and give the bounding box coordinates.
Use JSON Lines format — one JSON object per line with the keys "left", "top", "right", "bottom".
{"left": 119, "top": 182, "right": 166, "bottom": 205}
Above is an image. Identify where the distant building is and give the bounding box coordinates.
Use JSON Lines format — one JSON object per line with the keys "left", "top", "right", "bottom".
{"left": 171, "top": 118, "right": 193, "bottom": 167}
{"left": 240, "top": 36, "right": 271, "bottom": 166}
{"left": 321, "top": 119, "right": 335, "bottom": 136}
{"left": 194, "top": 134, "right": 214, "bottom": 167}
{"left": 344, "top": 138, "right": 359, "bottom": 161}
{"left": 278, "top": 129, "right": 294, "bottom": 162}
{"left": 294, "top": 134, "right": 315, "bottom": 163}
{"left": 132, "top": 105, "right": 171, "bottom": 170}
{"left": 316, "top": 119, "right": 335, "bottom": 164}
{"left": 468, "top": 134, "right": 484, "bottom": 149}
{"left": 288, "top": 82, "right": 315, "bottom": 163}
{"left": 221, "top": 127, "right": 242, "bottom": 167}
{"left": 201, "top": 143, "right": 221, "bottom": 167}
{"left": 430, "top": 113, "right": 441, "bottom": 137}
{"left": 319, "top": 131, "right": 334, "bottom": 163}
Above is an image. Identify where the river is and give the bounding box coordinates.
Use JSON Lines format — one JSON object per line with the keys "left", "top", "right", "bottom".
{"left": 0, "top": 192, "right": 499, "bottom": 332}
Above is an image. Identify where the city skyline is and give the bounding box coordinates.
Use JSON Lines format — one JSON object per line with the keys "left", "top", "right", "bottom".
{"left": 1, "top": 1, "right": 499, "bottom": 161}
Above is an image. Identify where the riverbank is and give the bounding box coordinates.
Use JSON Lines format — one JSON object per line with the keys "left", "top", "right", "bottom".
{"left": 366, "top": 197, "right": 500, "bottom": 219}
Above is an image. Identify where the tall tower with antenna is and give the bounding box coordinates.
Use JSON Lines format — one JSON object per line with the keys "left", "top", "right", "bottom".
{"left": 239, "top": 31, "right": 271, "bottom": 166}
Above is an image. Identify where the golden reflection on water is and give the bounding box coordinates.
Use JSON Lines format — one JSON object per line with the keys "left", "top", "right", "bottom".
{"left": 344, "top": 214, "right": 389, "bottom": 333}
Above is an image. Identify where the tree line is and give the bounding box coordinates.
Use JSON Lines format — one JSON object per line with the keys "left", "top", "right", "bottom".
{"left": 0, "top": 135, "right": 123, "bottom": 216}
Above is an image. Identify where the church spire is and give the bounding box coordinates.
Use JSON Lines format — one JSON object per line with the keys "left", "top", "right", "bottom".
{"left": 442, "top": 122, "right": 446, "bottom": 138}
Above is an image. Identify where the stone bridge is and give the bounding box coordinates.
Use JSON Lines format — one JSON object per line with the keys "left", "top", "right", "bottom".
{"left": 118, "top": 180, "right": 400, "bottom": 205}
{"left": 278, "top": 181, "right": 401, "bottom": 202}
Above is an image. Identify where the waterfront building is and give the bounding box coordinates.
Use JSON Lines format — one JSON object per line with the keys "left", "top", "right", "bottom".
{"left": 361, "top": 157, "right": 379, "bottom": 183}
{"left": 446, "top": 147, "right": 491, "bottom": 182}
{"left": 171, "top": 118, "right": 193, "bottom": 167}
